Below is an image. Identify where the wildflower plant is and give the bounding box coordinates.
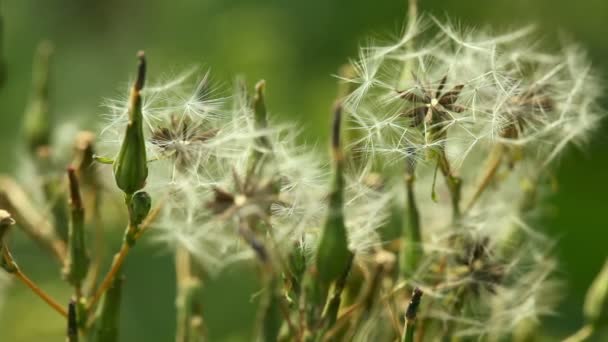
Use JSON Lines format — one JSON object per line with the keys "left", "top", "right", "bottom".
{"left": 0, "top": 1, "right": 606, "bottom": 341}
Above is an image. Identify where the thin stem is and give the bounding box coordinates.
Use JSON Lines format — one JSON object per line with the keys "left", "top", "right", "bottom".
{"left": 401, "top": 172, "right": 422, "bottom": 278}
{"left": 402, "top": 288, "right": 423, "bottom": 342}
{"left": 14, "top": 269, "right": 68, "bottom": 317}
{"left": 562, "top": 324, "right": 594, "bottom": 342}
{"left": 398, "top": 0, "right": 418, "bottom": 88}
{"left": 441, "top": 286, "right": 469, "bottom": 340}
{"left": 323, "top": 279, "right": 411, "bottom": 340}
{"left": 414, "top": 257, "right": 447, "bottom": 342}
{"left": 402, "top": 321, "right": 415, "bottom": 342}
{"left": 1, "top": 241, "right": 67, "bottom": 317}
{"left": 437, "top": 151, "right": 462, "bottom": 220}
{"left": 408, "top": 0, "right": 418, "bottom": 26}
{"left": 175, "top": 246, "right": 198, "bottom": 342}
{"left": 133, "top": 201, "right": 163, "bottom": 239}
{"left": 87, "top": 201, "right": 161, "bottom": 311}
{"left": 86, "top": 189, "right": 104, "bottom": 297}
{"left": 385, "top": 293, "right": 404, "bottom": 337}
{"left": 0, "top": 176, "right": 67, "bottom": 263}
{"left": 87, "top": 243, "right": 130, "bottom": 311}
{"left": 464, "top": 145, "right": 504, "bottom": 212}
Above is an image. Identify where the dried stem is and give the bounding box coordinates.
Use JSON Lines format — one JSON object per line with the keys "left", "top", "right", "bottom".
{"left": 14, "top": 267, "right": 68, "bottom": 317}
{"left": 464, "top": 145, "right": 504, "bottom": 212}
{"left": 0, "top": 176, "right": 66, "bottom": 262}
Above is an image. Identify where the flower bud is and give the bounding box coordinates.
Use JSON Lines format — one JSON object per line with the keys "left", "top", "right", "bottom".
{"left": 248, "top": 80, "right": 273, "bottom": 173}
{"left": 113, "top": 52, "right": 148, "bottom": 195}
{"left": 315, "top": 103, "right": 353, "bottom": 285}
{"left": 129, "top": 191, "right": 151, "bottom": 226}
{"left": 253, "top": 80, "right": 268, "bottom": 131}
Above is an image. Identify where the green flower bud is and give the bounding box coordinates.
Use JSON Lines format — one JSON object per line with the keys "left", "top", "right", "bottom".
{"left": 248, "top": 80, "right": 273, "bottom": 174}
{"left": 113, "top": 51, "right": 148, "bottom": 195}
{"left": 253, "top": 80, "right": 268, "bottom": 131}
{"left": 315, "top": 103, "right": 353, "bottom": 285}
{"left": 584, "top": 259, "right": 608, "bottom": 327}
{"left": 63, "top": 168, "right": 90, "bottom": 289}
{"left": 23, "top": 41, "right": 53, "bottom": 154}
{"left": 129, "top": 191, "right": 151, "bottom": 226}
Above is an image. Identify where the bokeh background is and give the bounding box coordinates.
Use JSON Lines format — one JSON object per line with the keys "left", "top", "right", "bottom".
{"left": 0, "top": 0, "right": 607, "bottom": 340}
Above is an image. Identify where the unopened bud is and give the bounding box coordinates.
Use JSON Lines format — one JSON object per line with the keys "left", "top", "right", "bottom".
{"left": 315, "top": 103, "right": 352, "bottom": 285}
{"left": 253, "top": 80, "right": 268, "bottom": 131}
{"left": 113, "top": 52, "right": 148, "bottom": 195}
{"left": 129, "top": 191, "right": 151, "bottom": 226}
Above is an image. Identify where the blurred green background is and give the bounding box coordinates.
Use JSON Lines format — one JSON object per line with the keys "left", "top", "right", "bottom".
{"left": 0, "top": 0, "right": 607, "bottom": 340}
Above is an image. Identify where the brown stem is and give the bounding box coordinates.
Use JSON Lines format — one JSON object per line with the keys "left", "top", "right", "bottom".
{"left": 464, "top": 145, "right": 504, "bottom": 212}
{"left": 14, "top": 269, "right": 68, "bottom": 317}
{"left": 87, "top": 243, "right": 130, "bottom": 311}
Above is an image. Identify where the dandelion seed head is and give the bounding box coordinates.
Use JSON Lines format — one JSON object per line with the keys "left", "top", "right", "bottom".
{"left": 345, "top": 18, "right": 602, "bottom": 173}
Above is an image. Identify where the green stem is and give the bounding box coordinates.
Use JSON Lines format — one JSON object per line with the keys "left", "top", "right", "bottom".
{"left": 437, "top": 151, "right": 461, "bottom": 221}
{"left": 562, "top": 324, "right": 594, "bottom": 342}
{"left": 90, "top": 273, "right": 124, "bottom": 342}
{"left": 400, "top": 172, "right": 422, "bottom": 278}
{"left": 402, "top": 321, "right": 416, "bottom": 342}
